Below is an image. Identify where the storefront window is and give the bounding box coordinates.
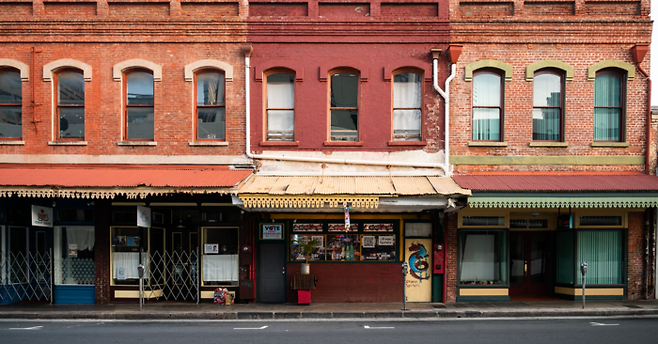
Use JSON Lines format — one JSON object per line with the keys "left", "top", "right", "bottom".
{"left": 556, "top": 230, "right": 574, "bottom": 284}
{"left": 459, "top": 230, "right": 507, "bottom": 285}
{"left": 577, "top": 230, "right": 622, "bottom": 285}
{"left": 291, "top": 234, "right": 325, "bottom": 261}
{"left": 111, "top": 227, "right": 147, "bottom": 286}
{"left": 201, "top": 227, "right": 238, "bottom": 286}
{"left": 54, "top": 226, "right": 95, "bottom": 285}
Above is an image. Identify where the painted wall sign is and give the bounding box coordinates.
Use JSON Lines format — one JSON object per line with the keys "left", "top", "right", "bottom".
{"left": 137, "top": 206, "right": 151, "bottom": 228}
{"left": 31, "top": 205, "right": 53, "bottom": 228}
{"left": 404, "top": 239, "right": 432, "bottom": 302}
{"left": 262, "top": 224, "right": 283, "bottom": 239}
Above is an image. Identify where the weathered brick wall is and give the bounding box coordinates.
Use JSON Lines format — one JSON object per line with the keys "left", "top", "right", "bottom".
{"left": 0, "top": 2, "right": 34, "bottom": 15}
{"left": 44, "top": 2, "right": 97, "bottom": 16}
{"left": 444, "top": 212, "right": 458, "bottom": 302}
{"left": 318, "top": 3, "right": 370, "bottom": 18}
{"left": 381, "top": 3, "right": 439, "bottom": 17}
{"left": 180, "top": 3, "right": 240, "bottom": 18}
{"left": 94, "top": 199, "right": 111, "bottom": 304}
{"left": 249, "top": 3, "right": 308, "bottom": 17}
{"left": 627, "top": 211, "right": 648, "bottom": 299}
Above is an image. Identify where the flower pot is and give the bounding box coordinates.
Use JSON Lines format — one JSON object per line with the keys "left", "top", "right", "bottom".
{"left": 301, "top": 263, "right": 310, "bottom": 274}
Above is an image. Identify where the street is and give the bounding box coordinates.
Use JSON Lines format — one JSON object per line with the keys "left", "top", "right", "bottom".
{"left": 1, "top": 317, "right": 657, "bottom": 344}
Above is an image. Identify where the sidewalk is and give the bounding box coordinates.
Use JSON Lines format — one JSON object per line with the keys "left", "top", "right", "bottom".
{"left": 2, "top": 299, "right": 658, "bottom": 320}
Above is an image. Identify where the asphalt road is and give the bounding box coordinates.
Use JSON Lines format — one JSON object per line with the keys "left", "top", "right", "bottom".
{"left": 1, "top": 317, "right": 657, "bottom": 344}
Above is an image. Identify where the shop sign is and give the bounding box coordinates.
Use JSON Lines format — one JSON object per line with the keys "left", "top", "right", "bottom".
{"left": 262, "top": 224, "right": 283, "bottom": 239}
{"left": 378, "top": 236, "right": 395, "bottom": 246}
{"left": 137, "top": 206, "right": 151, "bottom": 228}
{"left": 31, "top": 205, "right": 53, "bottom": 228}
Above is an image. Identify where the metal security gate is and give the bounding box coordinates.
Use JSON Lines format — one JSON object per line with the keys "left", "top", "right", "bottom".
{"left": 0, "top": 250, "right": 52, "bottom": 303}
{"left": 142, "top": 249, "right": 200, "bottom": 302}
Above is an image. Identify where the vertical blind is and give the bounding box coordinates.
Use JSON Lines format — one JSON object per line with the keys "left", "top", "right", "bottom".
{"left": 593, "top": 73, "right": 622, "bottom": 141}
{"left": 577, "top": 230, "right": 622, "bottom": 285}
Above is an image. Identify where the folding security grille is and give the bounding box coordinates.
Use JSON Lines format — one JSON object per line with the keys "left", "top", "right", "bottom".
{"left": 142, "top": 250, "right": 200, "bottom": 303}
{"left": 0, "top": 250, "right": 52, "bottom": 303}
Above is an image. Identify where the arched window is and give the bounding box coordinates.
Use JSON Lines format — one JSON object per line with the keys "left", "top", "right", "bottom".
{"left": 392, "top": 71, "right": 422, "bottom": 141}
{"left": 265, "top": 72, "right": 295, "bottom": 141}
{"left": 56, "top": 70, "right": 85, "bottom": 139}
{"left": 593, "top": 69, "right": 625, "bottom": 142}
{"left": 0, "top": 68, "right": 22, "bottom": 139}
{"left": 195, "top": 70, "right": 225, "bottom": 140}
{"left": 329, "top": 70, "right": 359, "bottom": 141}
{"left": 532, "top": 69, "right": 564, "bottom": 141}
{"left": 472, "top": 69, "right": 503, "bottom": 141}
{"left": 125, "top": 70, "right": 154, "bottom": 140}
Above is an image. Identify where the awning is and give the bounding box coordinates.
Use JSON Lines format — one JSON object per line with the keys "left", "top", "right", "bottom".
{"left": 452, "top": 175, "right": 658, "bottom": 208}
{"left": 237, "top": 175, "right": 471, "bottom": 210}
{"left": 0, "top": 165, "right": 254, "bottom": 199}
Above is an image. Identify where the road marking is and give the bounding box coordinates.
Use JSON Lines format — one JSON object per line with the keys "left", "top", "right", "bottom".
{"left": 9, "top": 326, "right": 43, "bottom": 330}
{"left": 590, "top": 322, "right": 619, "bottom": 326}
{"left": 234, "top": 325, "right": 268, "bottom": 330}
{"left": 364, "top": 325, "right": 394, "bottom": 329}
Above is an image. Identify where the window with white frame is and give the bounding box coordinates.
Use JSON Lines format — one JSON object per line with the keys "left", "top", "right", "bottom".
{"left": 393, "top": 71, "right": 422, "bottom": 141}
{"left": 266, "top": 72, "right": 295, "bottom": 141}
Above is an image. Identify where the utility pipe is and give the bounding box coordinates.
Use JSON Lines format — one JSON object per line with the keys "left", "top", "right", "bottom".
{"left": 242, "top": 45, "right": 453, "bottom": 175}
{"left": 433, "top": 61, "right": 456, "bottom": 177}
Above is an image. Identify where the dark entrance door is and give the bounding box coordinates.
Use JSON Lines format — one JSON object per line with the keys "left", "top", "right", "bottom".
{"left": 168, "top": 227, "right": 199, "bottom": 300}
{"left": 258, "top": 242, "right": 286, "bottom": 303}
{"left": 509, "top": 232, "right": 549, "bottom": 296}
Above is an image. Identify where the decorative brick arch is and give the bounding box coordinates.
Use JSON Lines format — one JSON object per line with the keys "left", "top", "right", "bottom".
{"left": 319, "top": 59, "right": 369, "bottom": 82}
{"left": 43, "top": 59, "right": 92, "bottom": 82}
{"left": 526, "top": 60, "right": 574, "bottom": 81}
{"left": 384, "top": 58, "right": 432, "bottom": 82}
{"left": 253, "top": 61, "right": 302, "bottom": 82}
{"left": 113, "top": 59, "right": 162, "bottom": 82}
{"left": 0, "top": 59, "right": 29, "bottom": 81}
{"left": 464, "top": 60, "right": 513, "bottom": 82}
{"left": 184, "top": 59, "right": 233, "bottom": 82}
{"left": 587, "top": 60, "right": 635, "bottom": 81}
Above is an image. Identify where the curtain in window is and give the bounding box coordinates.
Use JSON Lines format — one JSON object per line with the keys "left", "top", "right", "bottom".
{"left": 113, "top": 252, "right": 147, "bottom": 280}
{"left": 393, "top": 72, "right": 421, "bottom": 140}
{"left": 577, "top": 230, "right": 622, "bottom": 285}
{"left": 267, "top": 73, "right": 294, "bottom": 140}
{"left": 472, "top": 73, "right": 501, "bottom": 141}
{"left": 594, "top": 74, "right": 621, "bottom": 141}
{"left": 459, "top": 231, "right": 506, "bottom": 284}
{"left": 202, "top": 254, "right": 238, "bottom": 281}
{"left": 0, "top": 71, "right": 23, "bottom": 138}
{"left": 532, "top": 73, "right": 561, "bottom": 141}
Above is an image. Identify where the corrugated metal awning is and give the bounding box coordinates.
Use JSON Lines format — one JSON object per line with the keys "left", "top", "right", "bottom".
{"left": 0, "top": 165, "right": 253, "bottom": 199}
{"left": 238, "top": 175, "right": 471, "bottom": 209}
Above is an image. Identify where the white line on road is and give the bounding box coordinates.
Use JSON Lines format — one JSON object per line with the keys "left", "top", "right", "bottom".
{"left": 234, "top": 325, "right": 268, "bottom": 330}
{"left": 364, "top": 325, "right": 394, "bottom": 329}
{"left": 590, "top": 322, "right": 619, "bottom": 326}
{"left": 9, "top": 326, "right": 43, "bottom": 330}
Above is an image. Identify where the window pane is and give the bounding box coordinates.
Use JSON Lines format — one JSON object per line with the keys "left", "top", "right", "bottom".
{"left": 459, "top": 231, "right": 506, "bottom": 284}
{"left": 0, "top": 106, "right": 22, "bottom": 138}
{"left": 556, "top": 230, "right": 574, "bottom": 284}
{"left": 473, "top": 73, "right": 501, "bottom": 107}
{"left": 197, "top": 107, "right": 225, "bottom": 140}
{"left": 267, "top": 73, "right": 294, "bottom": 108}
{"left": 127, "top": 107, "right": 154, "bottom": 139}
{"left": 532, "top": 108, "right": 560, "bottom": 141}
{"left": 393, "top": 72, "right": 421, "bottom": 108}
{"left": 594, "top": 107, "right": 621, "bottom": 141}
{"left": 331, "top": 73, "right": 358, "bottom": 108}
{"left": 594, "top": 74, "right": 621, "bottom": 107}
{"left": 127, "top": 72, "right": 154, "bottom": 105}
{"left": 472, "top": 107, "right": 500, "bottom": 140}
{"left": 55, "top": 226, "right": 95, "bottom": 285}
{"left": 202, "top": 227, "right": 238, "bottom": 284}
{"left": 58, "top": 72, "right": 84, "bottom": 106}
{"left": 330, "top": 109, "right": 358, "bottom": 141}
{"left": 59, "top": 107, "right": 85, "bottom": 139}
{"left": 267, "top": 109, "right": 294, "bottom": 140}
{"left": 0, "top": 71, "right": 22, "bottom": 104}
{"left": 197, "top": 72, "right": 224, "bottom": 106}
{"left": 393, "top": 109, "right": 421, "bottom": 140}
{"left": 577, "top": 230, "right": 622, "bottom": 285}
{"left": 533, "top": 73, "right": 561, "bottom": 107}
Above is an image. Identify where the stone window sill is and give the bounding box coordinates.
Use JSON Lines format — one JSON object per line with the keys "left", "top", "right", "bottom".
{"left": 0, "top": 140, "right": 25, "bottom": 145}
{"left": 529, "top": 142, "right": 569, "bottom": 147}
{"left": 591, "top": 142, "right": 629, "bottom": 148}
{"left": 324, "top": 141, "right": 363, "bottom": 147}
{"left": 468, "top": 141, "right": 508, "bottom": 147}
{"left": 48, "top": 141, "right": 87, "bottom": 146}
{"left": 260, "top": 141, "right": 299, "bottom": 147}
{"left": 189, "top": 141, "right": 229, "bottom": 146}
{"left": 388, "top": 141, "right": 426, "bottom": 146}
{"left": 118, "top": 141, "right": 157, "bottom": 146}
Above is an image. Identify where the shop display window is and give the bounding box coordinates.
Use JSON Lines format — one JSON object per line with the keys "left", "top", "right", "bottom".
{"left": 360, "top": 234, "right": 395, "bottom": 261}
{"left": 291, "top": 234, "right": 325, "bottom": 261}
{"left": 110, "top": 227, "right": 149, "bottom": 286}
{"left": 459, "top": 230, "right": 507, "bottom": 285}
{"left": 201, "top": 227, "right": 238, "bottom": 286}
{"left": 54, "top": 226, "right": 95, "bottom": 285}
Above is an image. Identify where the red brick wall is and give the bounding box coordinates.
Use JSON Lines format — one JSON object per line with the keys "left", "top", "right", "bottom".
{"left": 249, "top": 3, "right": 308, "bottom": 17}
{"left": 44, "top": 2, "right": 97, "bottom": 17}
{"left": 524, "top": 2, "right": 574, "bottom": 16}
{"left": 381, "top": 3, "right": 439, "bottom": 17}
{"left": 627, "top": 211, "right": 647, "bottom": 299}
{"left": 109, "top": 3, "right": 170, "bottom": 18}
{"left": 94, "top": 199, "right": 112, "bottom": 304}
{"left": 444, "top": 212, "right": 458, "bottom": 302}
{"left": 583, "top": 1, "right": 641, "bottom": 16}
{"left": 0, "top": 2, "right": 33, "bottom": 16}
{"left": 181, "top": 3, "right": 239, "bottom": 17}
{"left": 459, "top": 2, "right": 514, "bottom": 19}
{"left": 319, "top": 3, "right": 370, "bottom": 18}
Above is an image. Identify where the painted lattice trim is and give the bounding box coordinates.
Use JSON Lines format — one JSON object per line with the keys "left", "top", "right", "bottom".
{"left": 240, "top": 196, "right": 380, "bottom": 209}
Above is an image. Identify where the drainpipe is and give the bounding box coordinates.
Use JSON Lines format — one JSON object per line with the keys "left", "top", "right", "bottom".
{"left": 241, "top": 45, "right": 452, "bottom": 174}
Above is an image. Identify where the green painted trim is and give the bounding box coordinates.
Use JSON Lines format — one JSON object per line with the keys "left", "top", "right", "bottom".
{"left": 450, "top": 155, "right": 644, "bottom": 165}
{"left": 526, "top": 60, "right": 574, "bottom": 81}
{"left": 529, "top": 142, "right": 569, "bottom": 147}
{"left": 591, "top": 142, "right": 630, "bottom": 148}
{"left": 468, "top": 141, "right": 508, "bottom": 147}
{"left": 464, "top": 60, "right": 513, "bottom": 82}
{"left": 587, "top": 60, "right": 635, "bottom": 81}
{"left": 468, "top": 196, "right": 658, "bottom": 208}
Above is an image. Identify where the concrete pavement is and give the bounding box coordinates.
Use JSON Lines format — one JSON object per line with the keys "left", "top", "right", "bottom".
{"left": 2, "top": 299, "right": 658, "bottom": 320}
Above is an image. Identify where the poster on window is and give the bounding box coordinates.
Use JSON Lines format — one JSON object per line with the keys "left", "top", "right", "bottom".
{"left": 404, "top": 239, "right": 432, "bottom": 302}
{"left": 262, "top": 224, "right": 283, "bottom": 239}
{"left": 137, "top": 206, "right": 151, "bottom": 228}
{"left": 205, "top": 244, "right": 219, "bottom": 254}
{"left": 69, "top": 244, "right": 78, "bottom": 258}
{"left": 31, "top": 205, "right": 53, "bottom": 228}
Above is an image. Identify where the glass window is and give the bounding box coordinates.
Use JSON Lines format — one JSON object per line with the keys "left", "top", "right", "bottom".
{"left": 111, "top": 227, "right": 147, "bottom": 285}
{"left": 0, "top": 70, "right": 22, "bottom": 139}
{"left": 533, "top": 71, "right": 563, "bottom": 141}
{"left": 472, "top": 71, "right": 503, "bottom": 141}
{"left": 266, "top": 73, "right": 294, "bottom": 141}
{"left": 54, "top": 226, "right": 95, "bottom": 285}
{"left": 393, "top": 72, "right": 422, "bottom": 141}
{"left": 594, "top": 70, "right": 624, "bottom": 141}
{"left": 57, "top": 71, "right": 85, "bottom": 139}
{"left": 330, "top": 72, "right": 358, "bottom": 141}
{"left": 555, "top": 230, "right": 575, "bottom": 284}
{"left": 125, "top": 71, "right": 154, "bottom": 140}
{"left": 577, "top": 230, "right": 622, "bottom": 285}
{"left": 201, "top": 227, "right": 238, "bottom": 286}
{"left": 459, "top": 230, "right": 507, "bottom": 285}
{"left": 196, "top": 71, "right": 225, "bottom": 140}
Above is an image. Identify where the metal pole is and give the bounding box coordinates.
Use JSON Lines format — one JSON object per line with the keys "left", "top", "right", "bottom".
{"left": 582, "top": 272, "right": 585, "bottom": 309}
{"left": 139, "top": 272, "right": 143, "bottom": 311}
{"left": 196, "top": 248, "right": 200, "bottom": 304}
{"left": 49, "top": 248, "right": 53, "bottom": 305}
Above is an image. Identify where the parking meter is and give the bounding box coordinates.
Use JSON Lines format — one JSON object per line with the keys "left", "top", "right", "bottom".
{"left": 138, "top": 264, "right": 144, "bottom": 311}
{"left": 402, "top": 262, "right": 409, "bottom": 276}
{"left": 138, "top": 264, "right": 145, "bottom": 278}
{"left": 580, "top": 261, "right": 587, "bottom": 309}
{"left": 401, "top": 262, "right": 409, "bottom": 310}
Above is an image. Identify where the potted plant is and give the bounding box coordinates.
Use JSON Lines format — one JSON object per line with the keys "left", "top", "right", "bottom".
{"left": 296, "top": 237, "right": 321, "bottom": 274}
